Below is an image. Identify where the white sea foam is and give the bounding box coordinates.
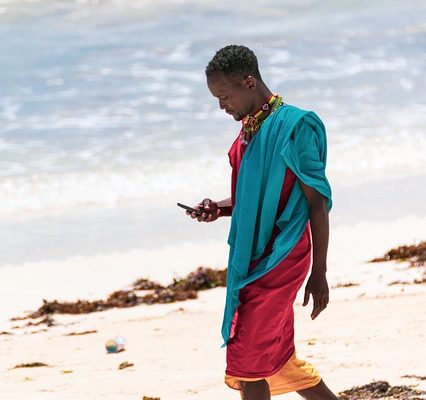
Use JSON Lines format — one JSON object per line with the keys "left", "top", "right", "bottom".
{"left": 0, "top": 157, "right": 230, "bottom": 216}
{"left": 0, "top": 123, "right": 425, "bottom": 217}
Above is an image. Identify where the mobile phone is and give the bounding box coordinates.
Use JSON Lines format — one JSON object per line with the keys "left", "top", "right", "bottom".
{"left": 177, "top": 202, "right": 203, "bottom": 216}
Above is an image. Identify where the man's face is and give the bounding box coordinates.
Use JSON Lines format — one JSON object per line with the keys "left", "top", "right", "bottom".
{"left": 207, "top": 72, "right": 255, "bottom": 121}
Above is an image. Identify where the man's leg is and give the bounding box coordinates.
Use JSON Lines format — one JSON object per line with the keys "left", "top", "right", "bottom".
{"left": 239, "top": 380, "right": 271, "bottom": 400}
{"left": 297, "top": 379, "right": 339, "bottom": 400}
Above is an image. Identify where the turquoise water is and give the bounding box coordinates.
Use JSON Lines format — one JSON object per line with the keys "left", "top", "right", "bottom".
{"left": 0, "top": 0, "right": 425, "bottom": 264}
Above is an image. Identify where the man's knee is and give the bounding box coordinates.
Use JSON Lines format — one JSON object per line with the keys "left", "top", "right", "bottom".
{"left": 239, "top": 379, "right": 269, "bottom": 391}
{"left": 239, "top": 379, "right": 270, "bottom": 400}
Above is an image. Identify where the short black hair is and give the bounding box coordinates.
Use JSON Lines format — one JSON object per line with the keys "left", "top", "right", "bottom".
{"left": 205, "top": 45, "right": 262, "bottom": 80}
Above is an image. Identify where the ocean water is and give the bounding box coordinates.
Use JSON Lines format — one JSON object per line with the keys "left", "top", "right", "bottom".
{"left": 0, "top": 0, "right": 425, "bottom": 265}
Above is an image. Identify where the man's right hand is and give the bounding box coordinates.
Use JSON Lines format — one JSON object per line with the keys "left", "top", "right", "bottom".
{"left": 187, "top": 198, "right": 221, "bottom": 223}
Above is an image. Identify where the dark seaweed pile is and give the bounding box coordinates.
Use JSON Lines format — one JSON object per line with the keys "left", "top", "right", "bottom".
{"left": 13, "top": 267, "right": 227, "bottom": 321}
{"left": 369, "top": 241, "right": 426, "bottom": 285}
{"left": 338, "top": 381, "right": 426, "bottom": 400}
{"left": 370, "top": 241, "right": 426, "bottom": 266}
{"left": 12, "top": 362, "right": 49, "bottom": 369}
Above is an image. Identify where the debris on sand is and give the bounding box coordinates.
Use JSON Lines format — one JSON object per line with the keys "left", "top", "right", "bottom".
{"left": 402, "top": 375, "right": 426, "bottom": 381}
{"left": 167, "top": 267, "right": 227, "bottom": 291}
{"left": 11, "top": 315, "right": 55, "bottom": 326}
{"left": 338, "top": 381, "right": 426, "bottom": 400}
{"left": 141, "top": 288, "right": 197, "bottom": 305}
{"left": 64, "top": 330, "right": 97, "bottom": 336}
{"left": 118, "top": 361, "right": 134, "bottom": 370}
{"left": 370, "top": 241, "right": 426, "bottom": 286}
{"left": 331, "top": 282, "right": 360, "bottom": 289}
{"left": 388, "top": 279, "right": 425, "bottom": 286}
{"left": 26, "top": 316, "right": 55, "bottom": 327}
{"left": 370, "top": 241, "right": 426, "bottom": 266}
{"left": 142, "top": 397, "right": 160, "bottom": 400}
{"left": 13, "top": 267, "right": 227, "bottom": 321}
{"left": 12, "top": 362, "right": 49, "bottom": 369}
{"left": 133, "top": 278, "right": 163, "bottom": 290}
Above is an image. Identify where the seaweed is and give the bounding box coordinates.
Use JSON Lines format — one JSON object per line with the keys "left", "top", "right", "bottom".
{"left": 331, "top": 282, "right": 360, "bottom": 289}
{"left": 118, "top": 361, "right": 134, "bottom": 370}
{"left": 12, "top": 362, "right": 49, "bottom": 369}
{"left": 338, "top": 381, "right": 426, "bottom": 400}
{"left": 133, "top": 278, "right": 163, "bottom": 290}
{"left": 168, "top": 267, "right": 226, "bottom": 291}
{"left": 64, "top": 330, "right": 97, "bottom": 336}
{"left": 370, "top": 241, "right": 426, "bottom": 266}
{"left": 370, "top": 241, "right": 426, "bottom": 286}
{"left": 13, "top": 267, "right": 227, "bottom": 321}
{"left": 402, "top": 375, "right": 426, "bottom": 381}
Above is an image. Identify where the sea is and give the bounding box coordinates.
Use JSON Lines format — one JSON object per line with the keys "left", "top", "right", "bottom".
{"left": 0, "top": 0, "right": 425, "bottom": 267}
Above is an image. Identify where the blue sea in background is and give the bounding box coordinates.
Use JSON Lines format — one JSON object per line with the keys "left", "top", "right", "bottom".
{"left": 0, "top": 0, "right": 425, "bottom": 265}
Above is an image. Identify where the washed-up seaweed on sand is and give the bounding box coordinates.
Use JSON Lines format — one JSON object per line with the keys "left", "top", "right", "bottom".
{"left": 370, "top": 241, "right": 426, "bottom": 266}
{"left": 369, "top": 241, "right": 426, "bottom": 285}
{"left": 64, "top": 330, "right": 97, "bottom": 336}
{"left": 13, "top": 267, "right": 227, "bottom": 321}
{"left": 118, "top": 361, "right": 134, "bottom": 370}
{"left": 338, "top": 381, "right": 426, "bottom": 400}
{"left": 401, "top": 375, "right": 426, "bottom": 381}
{"left": 12, "top": 362, "right": 49, "bottom": 369}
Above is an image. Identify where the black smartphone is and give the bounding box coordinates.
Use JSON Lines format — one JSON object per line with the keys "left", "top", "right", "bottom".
{"left": 177, "top": 202, "right": 203, "bottom": 216}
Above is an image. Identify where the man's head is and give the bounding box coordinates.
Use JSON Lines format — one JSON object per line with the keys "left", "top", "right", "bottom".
{"left": 206, "top": 45, "right": 264, "bottom": 121}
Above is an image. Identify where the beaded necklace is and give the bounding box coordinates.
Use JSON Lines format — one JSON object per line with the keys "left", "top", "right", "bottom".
{"left": 240, "top": 94, "right": 284, "bottom": 145}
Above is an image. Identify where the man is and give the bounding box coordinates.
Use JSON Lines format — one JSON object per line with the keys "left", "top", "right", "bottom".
{"left": 186, "top": 45, "right": 339, "bottom": 400}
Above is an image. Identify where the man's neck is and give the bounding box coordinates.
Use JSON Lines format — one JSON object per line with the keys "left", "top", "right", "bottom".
{"left": 250, "top": 85, "right": 274, "bottom": 117}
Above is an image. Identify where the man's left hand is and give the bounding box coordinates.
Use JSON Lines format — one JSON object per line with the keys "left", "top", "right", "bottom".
{"left": 303, "top": 271, "right": 329, "bottom": 320}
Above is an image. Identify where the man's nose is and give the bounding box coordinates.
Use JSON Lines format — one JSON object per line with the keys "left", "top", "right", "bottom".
{"left": 219, "top": 99, "right": 226, "bottom": 109}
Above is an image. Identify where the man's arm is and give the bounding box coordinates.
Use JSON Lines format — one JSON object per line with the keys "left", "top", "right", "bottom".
{"left": 216, "top": 197, "right": 233, "bottom": 217}
{"left": 299, "top": 180, "right": 330, "bottom": 320}
{"left": 186, "top": 197, "right": 232, "bottom": 222}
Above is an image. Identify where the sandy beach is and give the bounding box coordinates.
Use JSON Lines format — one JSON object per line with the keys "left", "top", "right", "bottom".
{"left": 1, "top": 287, "right": 425, "bottom": 400}
{"left": 1, "top": 216, "right": 425, "bottom": 399}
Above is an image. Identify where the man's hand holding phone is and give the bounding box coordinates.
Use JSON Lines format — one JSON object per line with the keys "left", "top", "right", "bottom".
{"left": 178, "top": 198, "right": 221, "bottom": 223}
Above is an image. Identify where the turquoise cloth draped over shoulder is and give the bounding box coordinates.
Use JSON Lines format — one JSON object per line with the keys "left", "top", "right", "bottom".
{"left": 222, "top": 104, "right": 332, "bottom": 346}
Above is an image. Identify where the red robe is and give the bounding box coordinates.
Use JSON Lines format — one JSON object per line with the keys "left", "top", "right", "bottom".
{"left": 226, "top": 133, "right": 312, "bottom": 378}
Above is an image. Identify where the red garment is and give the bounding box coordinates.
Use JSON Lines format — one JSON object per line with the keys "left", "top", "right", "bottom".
{"left": 226, "top": 133, "right": 311, "bottom": 378}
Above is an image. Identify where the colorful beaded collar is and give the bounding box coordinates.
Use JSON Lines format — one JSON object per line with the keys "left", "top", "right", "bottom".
{"left": 241, "top": 94, "right": 284, "bottom": 145}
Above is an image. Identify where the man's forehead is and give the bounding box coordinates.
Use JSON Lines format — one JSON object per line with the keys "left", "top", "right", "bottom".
{"left": 207, "top": 72, "right": 242, "bottom": 94}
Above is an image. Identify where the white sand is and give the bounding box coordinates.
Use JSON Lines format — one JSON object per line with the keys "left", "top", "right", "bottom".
{"left": 1, "top": 215, "right": 426, "bottom": 399}
{"left": 1, "top": 291, "right": 425, "bottom": 400}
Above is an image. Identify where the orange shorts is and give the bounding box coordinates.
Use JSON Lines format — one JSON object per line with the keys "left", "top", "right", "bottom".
{"left": 224, "top": 352, "right": 321, "bottom": 396}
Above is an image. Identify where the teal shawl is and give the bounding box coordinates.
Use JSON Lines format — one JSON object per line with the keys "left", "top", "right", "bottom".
{"left": 222, "top": 104, "right": 332, "bottom": 346}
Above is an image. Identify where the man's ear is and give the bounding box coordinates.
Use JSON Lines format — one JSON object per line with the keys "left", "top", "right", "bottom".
{"left": 244, "top": 75, "right": 257, "bottom": 90}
